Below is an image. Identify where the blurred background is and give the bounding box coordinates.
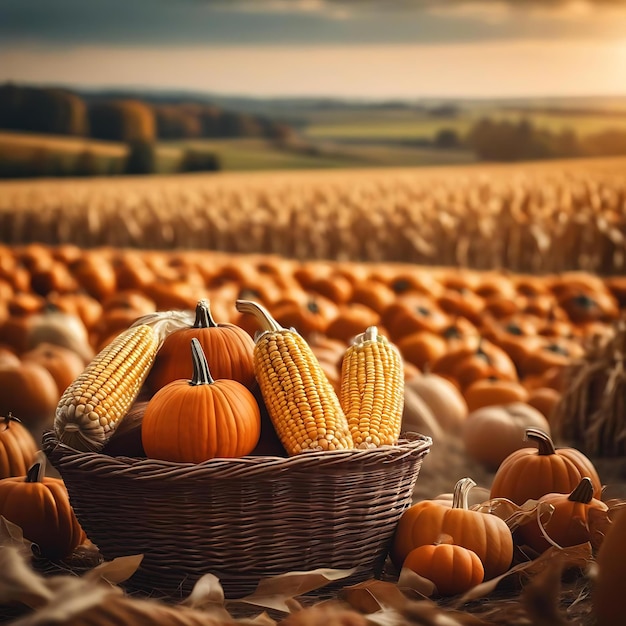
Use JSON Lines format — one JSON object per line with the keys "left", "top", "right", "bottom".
{"left": 1, "top": 0, "right": 626, "bottom": 177}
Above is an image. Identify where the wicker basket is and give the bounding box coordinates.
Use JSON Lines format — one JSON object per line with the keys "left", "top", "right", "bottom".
{"left": 42, "top": 431, "right": 431, "bottom": 599}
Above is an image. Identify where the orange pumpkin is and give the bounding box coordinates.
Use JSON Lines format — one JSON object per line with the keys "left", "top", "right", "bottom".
{"left": 325, "top": 303, "right": 380, "bottom": 343}
{"left": 148, "top": 299, "right": 256, "bottom": 394}
{"left": 21, "top": 342, "right": 85, "bottom": 396}
{"left": 0, "top": 458, "right": 85, "bottom": 560}
{"left": 142, "top": 339, "right": 261, "bottom": 463}
{"left": 0, "top": 413, "right": 37, "bottom": 479}
{"left": 464, "top": 378, "right": 529, "bottom": 412}
{"left": 382, "top": 295, "right": 449, "bottom": 341}
{"left": 402, "top": 542, "right": 484, "bottom": 597}
{"left": 431, "top": 338, "right": 518, "bottom": 391}
{"left": 0, "top": 357, "right": 59, "bottom": 436}
{"left": 489, "top": 428, "right": 602, "bottom": 505}
{"left": 391, "top": 477, "right": 513, "bottom": 580}
{"left": 517, "top": 478, "right": 608, "bottom": 554}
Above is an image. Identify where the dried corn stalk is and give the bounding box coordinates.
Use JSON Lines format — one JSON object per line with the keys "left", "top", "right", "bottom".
{"left": 553, "top": 320, "right": 626, "bottom": 457}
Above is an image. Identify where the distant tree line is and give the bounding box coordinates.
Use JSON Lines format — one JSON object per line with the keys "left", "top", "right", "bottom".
{"left": 0, "top": 83, "right": 297, "bottom": 177}
{"left": 0, "top": 83, "right": 295, "bottom": 144}
{"left": 464, "top": 118, "right": 626, "bottom": 162}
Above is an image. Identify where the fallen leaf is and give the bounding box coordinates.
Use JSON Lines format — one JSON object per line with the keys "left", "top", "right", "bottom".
{"left": 84, "top": 553, "right": 144, "bottom": 585}
{"left": 229, "top": 568, "right": 357, "bottom": 613}
{"left": 521, "top": 554, "right": 569, "bottom": 626}
{"left": 397, "top": 567, "right": 436, "bottom": 598}
{"left": 340, "top": 579, "right": 409, "bottom": 614}
{"left": 0, "top": 516, "right": 33, "bottom": 554}
{"left": 183, "top": 573, "right": 225, "bottom": 610}
{"left": 0, "top": 545, "right": 55, "bottom": 609}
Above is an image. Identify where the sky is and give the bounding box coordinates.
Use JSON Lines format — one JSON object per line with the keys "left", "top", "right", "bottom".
{"left": 1, "top": 0, "right": 626, "bottom": 100}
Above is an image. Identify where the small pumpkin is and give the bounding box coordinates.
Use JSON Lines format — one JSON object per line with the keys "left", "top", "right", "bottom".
{"left": 0, "top": 455, "right": 85, "bottom": 560}
{"left": 148, "top": 299, "right": 256, "bottom": 394}
{"left": 462, "top": 404, "right": 550, "bottom": 471}
{"left": 517, "top": 477, "right": 608, "bottom": 554}
{"left": 0, "top": 413, "right": 38, "bottom": 479}
{"left": 142, "top": 339, "right": 261, "bottom": 463}
{"left": 402, "top": 541, "right": 484, "bottom": 597}
{"left": 391, "top": 477, "right": 513, "bottom": 580}
{"left": 489, "top": 428, "right": 602, "bottom": 505}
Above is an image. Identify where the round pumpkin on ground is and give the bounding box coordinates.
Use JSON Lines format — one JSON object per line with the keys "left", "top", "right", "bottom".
{"left": 0, "top": 413, "right": 38, "bottom": 479}
{"left": 0, "top": 457, "right": 85, "bottom": 560}
{"left": 391, "top": 477, "right": 513, "bottom": 580}
{"left": 402, "top": 542, "right": 484, "bottom": 597}
{"left": 489, "top": 428, "right": 602, "bottom": 505}
{"left": 517, "top": 477, "right": 608, "bottom": 554}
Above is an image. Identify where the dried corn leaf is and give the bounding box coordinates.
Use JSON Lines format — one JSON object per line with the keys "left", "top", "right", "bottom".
{"left": 231, "top": 568, "right": 358, "bottom": 613}
{"left": 0, "top": 516, "right": 33, "bottom": 554}
{"left": 0, "top": 546, "right": 55, "bottom": 609}
{"left": 84, "top": 553, "right": 144, "bottom": 585}
{"left": 520, "top": 555, "right": 570, "bottom": 626}
{"left": 340, "top": 579, "right": 410, "bottom": 614}
{"left": 397, "top": 567, "right": 436, "bottom": 599}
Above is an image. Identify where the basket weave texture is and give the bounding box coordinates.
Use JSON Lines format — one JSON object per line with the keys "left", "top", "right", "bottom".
{"left": 42, "top": 431, "right": 431, "bottom": 599}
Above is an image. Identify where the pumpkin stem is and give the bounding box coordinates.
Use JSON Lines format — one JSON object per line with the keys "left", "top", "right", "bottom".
{"left": 190, "top": 338, "right": 214, "bottom": 386}
{"left": 525, "top": 428, "right": 556, "bottom": 455}
{"left": 2, "top": 412, "right": 22, "bottom": 430}
{"left": 452, "top": 477, "right": 477, "bottom": 510}
{"left": 236, "top": 299, "right": 284, "bottom": 335}
{"left": 568, "top": 477, "right": 594, "bottom": 504}
{"left": 26, "top": 453, "right": 47, "bottom": 483}
{"left": 193, "top": 299, "right": 217, "bottom": 329}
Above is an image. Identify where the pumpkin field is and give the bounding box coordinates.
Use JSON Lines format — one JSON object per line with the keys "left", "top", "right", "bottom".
{"left": 0, "top": 157, "right": 626, "bottom": 625}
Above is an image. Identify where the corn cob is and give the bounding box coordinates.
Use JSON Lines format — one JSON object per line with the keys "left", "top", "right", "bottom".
{"left": 340, "top": 326, "right": 404, "bottom": 449}
{"left": 54, "top": 310, "right": 194, "bottom": 452}
{"left": 235, "top": 299, "right": 353, "bottom": 455}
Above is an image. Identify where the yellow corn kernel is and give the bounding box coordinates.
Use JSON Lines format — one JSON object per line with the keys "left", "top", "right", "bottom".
{"left": 340, "top": 326, "right": 404, "bottom": 449}
{"left": 236, "top": 299, "right": 353, "bottom": 455}
{"left": 54, "top": 324, "right": 159, "bottom": 452}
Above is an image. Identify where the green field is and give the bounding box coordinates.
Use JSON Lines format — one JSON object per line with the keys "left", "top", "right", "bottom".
{"left": 1, "top": 99, "right": 625, "bottom": 177}
{"left": 302, "top": 108, "right": 626, "bottom": 142}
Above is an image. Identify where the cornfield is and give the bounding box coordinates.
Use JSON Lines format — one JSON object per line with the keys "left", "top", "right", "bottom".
{"left": 1, "top": 157, "right": 626, "bottom": 274}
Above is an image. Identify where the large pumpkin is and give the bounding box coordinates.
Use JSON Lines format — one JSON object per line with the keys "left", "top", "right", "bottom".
{"left": 391, "top": 477, "right": 513, "bottom": 580}
{"left": 142, "top": 339, "right": 261, "bottom": 463}
{"left": 490, "top": 428, "right": 602, "bottom": 505}
{"left": 0, "top": 457, "right": 85, "bottom": 560}
{"left": 147, "top": 299, "right": 256, "bottom": 393}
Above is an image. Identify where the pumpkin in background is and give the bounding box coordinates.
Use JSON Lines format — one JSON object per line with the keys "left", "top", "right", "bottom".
{"left": 593, "top": 505, "right": 626, "bottom": 626}
{"left": 463, "top": 378, "right": 529, "bottom": 413}
{"left": 0, "top": 357, "right": 59, "bottom": 436}
{"left": 489, "top": 428, "right": 601, "bottom": 505}
{"left": 21, "top": 342, "right": 85, "bottom": 396}
{"left": 142, "top": 339, "right": 261, "bottom": 463}
{"left": 391, "top": 477, "right": 513, "bottom": 580}
{"left": 430, "top": 338, "right": 518, "bottom": 391}
{"left": 462, "top": 404, "right": 550, "bottom": 471}
{"left": 402, "top": 541, "right": 484, "bottom": 597}
{"left": 517, "top": 477, "right": 608, "bottom": 554}
{"left": 271, "top": 293, "right": 339, "bottom": 338}
{"left": 527, "top": 386, "right": 562, "bottom": 422}
{"left": 381, "top": 294, "right": 449, "bottom": 341}
{"left": 350, "top": 281, "right": 396, "bottom": 315}
{"left": 517, "top": 337, "right": 585, "bottom": 378}
{"left": 69, "top": 253, "right": 117, "bottom": 301}
{"left": 405, "top": 372, "right": 468, "bottom": 434}
{"left": 147, "top": 299, "right": 256, "bottom": 394}
{"left": 436, "top": 287, "right": 485, "bottom": 327}
{"left": 0, "top": 456, "right": 85, "bottom": 559}
{"left": 0, "top": 413, "right": 37, "bottom": 478}
{"left": 324, "top": 303, "right": 380, "bottom": 343}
